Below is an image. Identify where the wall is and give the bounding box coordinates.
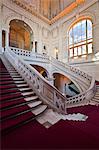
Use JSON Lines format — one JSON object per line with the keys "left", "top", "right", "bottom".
{"left": 0, "top": 0, "right": 99, "bottom": 80}
{"left": 0, "top": 0, "right": 51, "bottom": 54}
{"left": 50, "top": 0, "right": 99, "bottom": 80}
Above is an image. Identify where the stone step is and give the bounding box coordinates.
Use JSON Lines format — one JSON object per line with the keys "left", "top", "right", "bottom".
{"left": 28, "top": 101, "right": 42, "bottom": 108}
{"left": 13, "top": 78, "right": 24, "bottom": 81}
{"left": 36, "top": 109, "right": 61, "bottom": 128}
{"left": 31, "top": 105, "right": 47, "bottom": 116}
{"left": 24, "top": 96, "right": 38, "bottom": 101}
{"left": 92, "top": 98, "right": 99, "bottom": 102}
{"left": 10, "top": 73, "right": 19, "bottom": 75}
{"left": 94, "top": 95, "right": 99, "bottom": 99}
{"left": 14, "top": 81, "right": 26, "bottom": 84}
{"left": 16, "top": 84, "right": 28, "bottom": 87}
{"left": 19, "top": 87, "right": 31, "bottom": 92}
{"left": 22, "top": 91, "right": 34, "bottom": 96}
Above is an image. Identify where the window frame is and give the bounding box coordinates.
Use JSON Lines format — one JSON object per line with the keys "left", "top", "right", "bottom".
{"left": 68, "top": 19, "right": 93, "bottom": 60}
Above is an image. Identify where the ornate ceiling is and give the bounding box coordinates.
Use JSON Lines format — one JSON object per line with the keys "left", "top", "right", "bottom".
{"left": 12, "top": 0, "right": 85, "bottom": 24}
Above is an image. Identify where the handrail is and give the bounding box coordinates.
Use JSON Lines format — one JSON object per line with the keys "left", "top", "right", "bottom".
{"left": 5, "top": 48, "right": 68, "bottom": 114}
{"left": 10, "top": 46, "right": 49, "bottom": 60}
{"left": 6, "top": 47, "right": 96, "bottom": 110}
{"left": 50, "top": 56, "right": 92, "bottom": 81}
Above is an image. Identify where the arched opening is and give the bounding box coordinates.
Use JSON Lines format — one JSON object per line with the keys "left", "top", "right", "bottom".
{"left": 53, "top": 73, "right": 80, "bottom": 97}
{"left": 31, "top": 65, "right": 48, "bottom": 78}
{"left": 9, "top": 19, "right": 33, "bottom": 51}
{"left": 68, "top": 18, "right": 93, "bottom": 61}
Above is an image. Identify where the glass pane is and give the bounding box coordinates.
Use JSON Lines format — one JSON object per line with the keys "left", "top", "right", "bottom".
{"left": 78, "top": 46, "right": 82, "bottom": 55}
{"left": 73, "top": 24, "right": 78, "bottom": 44}
{"left": 69, "top": 49, "right": 73, "bottom": 57}
{"left": 74, "top": 47, "right": 77, "bottom": 56}
{"left": 81, "top": 20, "right": 86, "bottom": 41}
{"left": 69, "top": 29, "right": 73, "bottom": 45}
{"left": 77, "top": 21, "right": 82, "bottom": 42}
{"left": 82, "top": 45, "right": 86, "bottom": 54}
{"left": 87, "top": 20, "right": 92, "bottom": 39}
{"left": 88, "top": 43, "right": 92, "bottom": 53}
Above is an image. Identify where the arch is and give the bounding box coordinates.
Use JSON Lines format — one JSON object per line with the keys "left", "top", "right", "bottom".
{"left": 67, "top": 15, "right": 93, "bottom": 33}
{"left": 5, "top": 14, "right": 34, "bottom": 34}
{"left": 67, "top": 12, "right": 96, "bottom": 35}
{"left": 51, "top": 70, "right": 82, "bottom": 93}
{"left": 31, "top": 64, "right": 49, "bottom": 78}
{"left": 53, "top": 72, "right": 80, "bottom": 97}
{"left": 9, "top": 19, "right": 33, "bottom": 50}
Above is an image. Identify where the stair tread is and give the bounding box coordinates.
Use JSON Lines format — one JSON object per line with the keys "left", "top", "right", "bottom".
{"left": 14, "top": 81, "right": 26, "bottom": 84}
{"left": 25, "top": 96, "right": 38, "bottom": 101}
{"left": 22, "top": 91, "right": 34, "bottom": 96}
{"left": 16, "top": 84, "right": 28, "bottom": 87}
{"left": 27, "top": 101, "right": 42, "bottom": 108}
{"left": 1, "top": 111, "right": 34, "bottom": 131}
{"left": 13, "top": 78, "right": 24, "bottom": 81}
{"left": 31, "top": 105, "right": 47, "bottom": 116}
{"left": 19, "top": 87, "right": 31, "bottom": 91}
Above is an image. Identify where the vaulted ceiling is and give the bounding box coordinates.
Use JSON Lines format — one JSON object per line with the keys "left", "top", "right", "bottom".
{"left": 22, "top": 0, "right": 75, "bottom": 19}
{"left": 12, "top": 0, "right": 85, "bottom": 24}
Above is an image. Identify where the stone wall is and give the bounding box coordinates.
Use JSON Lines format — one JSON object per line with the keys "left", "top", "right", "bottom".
{"left": 0, "top": 0, "right": 99, "bottom": 80}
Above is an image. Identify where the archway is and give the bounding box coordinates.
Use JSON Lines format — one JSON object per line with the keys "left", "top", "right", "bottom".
{"left": 9, "top": 19, "right": 33, "bottom": 51}
{"left": 53, "top": 73, "right": 80, "bottom": 97}
{"left": 31, "top": 65, "right": 48, "bottom": 78}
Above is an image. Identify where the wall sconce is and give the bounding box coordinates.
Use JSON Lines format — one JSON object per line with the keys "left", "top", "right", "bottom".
{"left": 55, "top": 47, "right": 58, "bottom": 59}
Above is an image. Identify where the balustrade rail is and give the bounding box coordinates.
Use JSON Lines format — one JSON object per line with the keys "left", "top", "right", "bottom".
{"left": 10, "top": 47, "right": 92, "bottom": 82}
{"left": 5, "top": 48, "right": 68, "bottom": 114}
{"left": 10, "top": 47, "right": 49, "bottom": 62}
{"left": 50, "top": 57, "right": 92, "bottom": 82}
{"left": 6, "top": 47, "right": 96, "bottom": 111}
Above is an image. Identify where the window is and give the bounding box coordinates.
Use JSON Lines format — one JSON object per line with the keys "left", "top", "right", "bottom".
{"left": 69, "top": 19, "right": 93, "bottom": 59}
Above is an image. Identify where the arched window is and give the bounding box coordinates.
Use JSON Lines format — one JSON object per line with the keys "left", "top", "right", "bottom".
{"left": 69, "top": 19, "right": 93, "bottom": 59}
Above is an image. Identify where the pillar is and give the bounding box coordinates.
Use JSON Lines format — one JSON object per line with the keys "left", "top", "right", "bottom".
{"left": 47, "top": 74, "right": 55, "bottom": 86}
{"left": 32, "top": 41, "right": 35, "bottom": 52}
{"left": 5, "top": 29, "right": 9, "bottom": 49}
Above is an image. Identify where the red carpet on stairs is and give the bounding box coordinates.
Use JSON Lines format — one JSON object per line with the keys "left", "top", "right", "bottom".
{"left": 0, "top": 57, "right": 35, "bottom": 135}
{"left": 0, "top": 58, "right": 99, "bottom": 149}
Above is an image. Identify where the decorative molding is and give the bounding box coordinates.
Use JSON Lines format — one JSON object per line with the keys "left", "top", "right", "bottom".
{"left": 11, "top": 0, "right": 85, "bottom": 25}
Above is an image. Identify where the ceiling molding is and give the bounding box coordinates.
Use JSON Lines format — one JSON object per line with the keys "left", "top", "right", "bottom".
{"left": 11, "top": 0, "right": 85, "bottom": 25}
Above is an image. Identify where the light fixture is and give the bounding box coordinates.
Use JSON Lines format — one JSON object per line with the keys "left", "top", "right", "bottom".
{"left": 55, "top": 48, "right": 58, "bottom": 53}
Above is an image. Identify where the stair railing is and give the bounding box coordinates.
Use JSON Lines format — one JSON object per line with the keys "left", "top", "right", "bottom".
{"left": 5, "top": 48, "right": 68, "bottom": 114}
{"left": 10, "top": 46, "right": 49, "bottom": 59}
{"left": 50, "top": 57, "right": 92, "bottom": 82}
{"left": 9, "top": 47, "right": 90, "bottom": 91}
{"left": 6, "top": 47, "right": 96, "bottom": 110}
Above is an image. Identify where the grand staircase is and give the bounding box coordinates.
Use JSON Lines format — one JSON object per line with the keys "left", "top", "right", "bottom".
{"left": 0, "top": 47, "right": 99, "bottom": 149}
{"left": 0, "top": 57, "right": 48, "bottom": 134}
{"left": 0, "top": 46, "right": 99, "bottom": 134}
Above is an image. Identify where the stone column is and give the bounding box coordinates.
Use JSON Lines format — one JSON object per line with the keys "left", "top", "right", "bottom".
{"left": 47, "top": 74, "right": 55, "bottom": 86}
{"left": 32, "top": 41, "right": 35, "bottom": 52}
{"left": 5, "top": 29, "right": 9, "bottom": 49}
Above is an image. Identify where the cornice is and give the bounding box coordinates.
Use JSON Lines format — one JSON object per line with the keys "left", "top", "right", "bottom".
{"left": 11, "top": 0, "right": 85, "bottom": 25}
